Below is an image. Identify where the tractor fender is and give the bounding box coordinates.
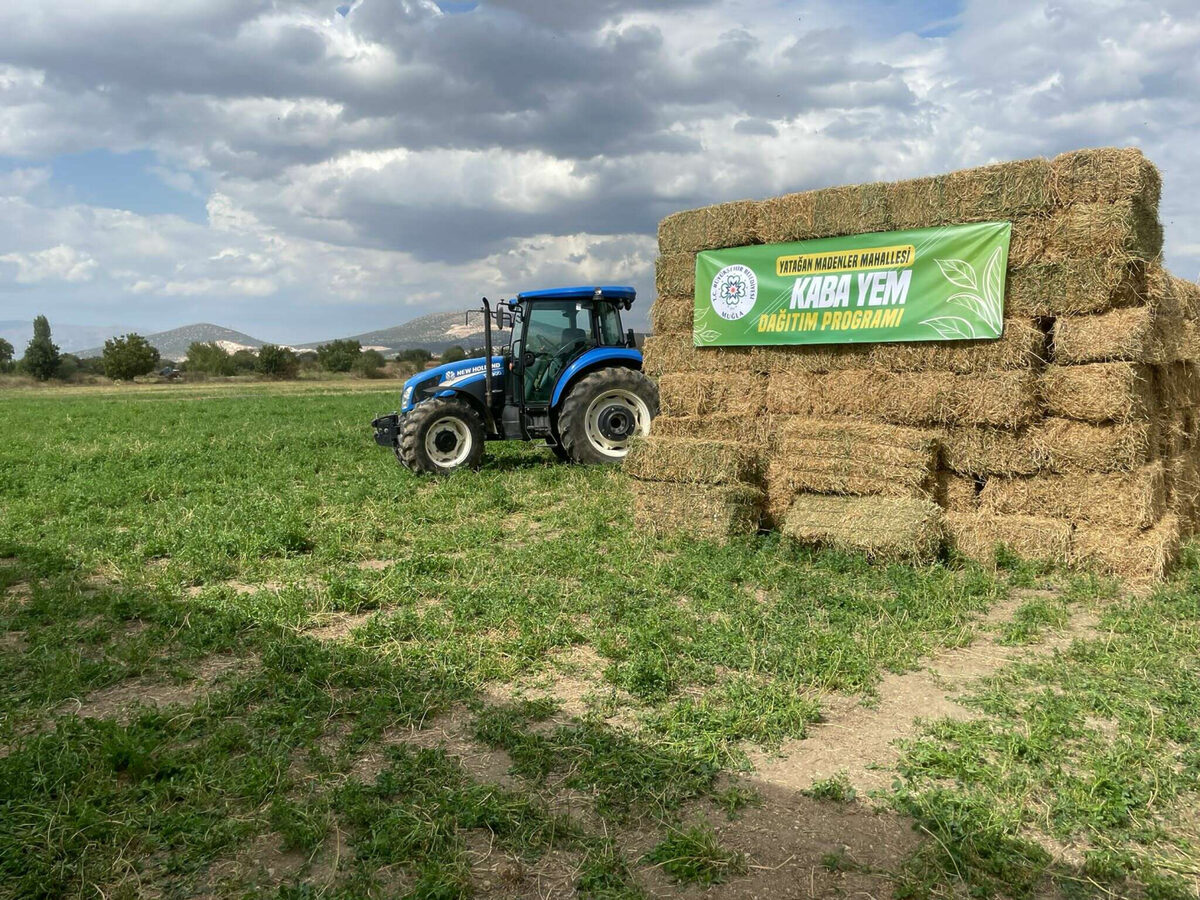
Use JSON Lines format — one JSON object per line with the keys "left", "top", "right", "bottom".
{"left": 432, "top": 379, "right": 491, "bottom": 421}
{"left": 550, "top": 348, "right": 643, "bottom": 408}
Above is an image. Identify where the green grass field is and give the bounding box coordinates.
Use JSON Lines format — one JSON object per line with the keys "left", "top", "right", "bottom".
{"left": 1, "top": 382, "right": 1198, "bottom": 899}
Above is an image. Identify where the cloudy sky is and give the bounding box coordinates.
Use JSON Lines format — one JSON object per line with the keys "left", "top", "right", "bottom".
{"left": 0, "top": 0, "right": 1197, "bottom": 342}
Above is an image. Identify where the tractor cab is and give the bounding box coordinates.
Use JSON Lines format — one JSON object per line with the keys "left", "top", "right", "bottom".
{"left": 372, "top": 285, "right": 658, "bottom": 474}
{"left": 499, "top": 286, "right": 640, "bottom": 441}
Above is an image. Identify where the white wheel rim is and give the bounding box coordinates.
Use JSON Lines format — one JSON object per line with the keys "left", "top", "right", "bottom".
{"left": 584, "top": 389, "right": 651, "bottom": 459}
{"left": 425, "top": 417, "right": 472, "bottom": 467}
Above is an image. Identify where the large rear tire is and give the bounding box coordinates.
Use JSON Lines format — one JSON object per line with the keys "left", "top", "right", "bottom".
{"left": 396, "top": 398, "right": 486, "bottom": 474}
{"left": 558, "top": 368, "right": 658, "bottom": 465}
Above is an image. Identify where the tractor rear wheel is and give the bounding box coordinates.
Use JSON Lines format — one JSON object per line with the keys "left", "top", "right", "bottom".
{"left": 397, "top": 398, "right": 486, "bottom": 474}
{"left": 558, "top": 368, "right": 658, "bottom": 465}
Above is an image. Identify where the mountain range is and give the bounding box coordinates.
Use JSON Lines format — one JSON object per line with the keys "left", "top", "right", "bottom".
{"left": 58, "top": 311, "right": 511, "bottom": 361}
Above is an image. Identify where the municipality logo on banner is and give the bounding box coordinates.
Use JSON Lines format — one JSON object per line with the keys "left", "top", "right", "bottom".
{"left": 694, "top": 221, "right": 1011, "bottom": 347}
{"left": 710, "top": 264, "right": 758, "bottom": 320}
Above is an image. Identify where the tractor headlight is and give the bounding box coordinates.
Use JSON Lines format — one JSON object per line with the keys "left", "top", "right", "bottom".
{"left": 402, "top": 385, "right": 414, "bottom": 408}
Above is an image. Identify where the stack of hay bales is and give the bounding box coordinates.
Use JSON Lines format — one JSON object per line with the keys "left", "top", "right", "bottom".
{"left": 631, "top": 148, "right": 1200, "bottom": 583}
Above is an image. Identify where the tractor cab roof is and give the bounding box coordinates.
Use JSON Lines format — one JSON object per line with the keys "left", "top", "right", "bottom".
{"left": 510, "top": 285, "right": 636, "bottom": 306}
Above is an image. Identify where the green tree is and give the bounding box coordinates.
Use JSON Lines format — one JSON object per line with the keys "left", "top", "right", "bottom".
{"left": 230, "top": 349, "right": 258, "bottom": 373}
{"left": 0, "top": 337, "right": 13, "bottom": 373}
{"left": 353, "top": 348, "right": 386, "bottom": 378}
{"left": 440, "top": 345, "right": 467, "bottom": 363}
{"left": 21, "top": 315, "right": 61, "bottom": 381}
{"left": 256, "top": 344, "right": 299, "bottom": 379}
{"left": 102, "top": 333, "right": 161, "bottom": 381}
{"left": 57, "top": 353, "right": 81, "bottom": 381}
{"left": 315, "top": 339, "right": 362, "bottom": 373}
{"left": 395, "top": 348, "right": 432, "bottom": 367}
{"left": 185, "top": 341, "right": 235, "bottom": 376}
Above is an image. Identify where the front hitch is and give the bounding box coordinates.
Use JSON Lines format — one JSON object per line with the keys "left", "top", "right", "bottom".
{"left": 372, "top": 412, "right": 402, "bottom": 447}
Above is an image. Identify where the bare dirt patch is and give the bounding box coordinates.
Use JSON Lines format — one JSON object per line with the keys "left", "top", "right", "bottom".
{"left": 750, "top": 591, "right": 1101, "bottom": 796}
{"left": 307, "top": 611, "right": 377, "bottom": 642}
{"left": 0, "top": 630, "right": 28, "bottom": 652}
{"left": 466, "top": 830, "right": 581, "bottom": 899}
{"left": 626, "top": 781, "right": 921, "bottom": 900}
{"left": 351, "top": 705, "right": 519, "bottom": 788}
{"left": 184, "top": 577, "right": 320, "bottom": 598}
{"left": 57, "top": 652, "right": 257, "bottom": 723}
{"left": 482, "top": 645, "right": 640, "bottom": 730}
{"left": 354, "top": 559, "right": 395, "bottom": 571}
{"left": 4, "top": 581, "right": 32, "bottom": 603}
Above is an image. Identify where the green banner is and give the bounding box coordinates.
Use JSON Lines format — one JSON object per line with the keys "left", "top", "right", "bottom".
{"left": 694, "top": 221, "right": 1011, "bottom": 347}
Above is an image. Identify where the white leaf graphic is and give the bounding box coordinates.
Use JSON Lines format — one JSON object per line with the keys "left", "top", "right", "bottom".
{"left": 947, "top": 291, "right": 990, "bottom": 321}
{"left": 936, "top": 258, "right": 978, "bottom": 291}
{"left": 695, "top": 328, "right": 721, "bottom": 344}
{"left": 921, "top": 316, "right": 977, "bottom": 340}
{"left": 981, "top": 245, "right": 1004, "bottom": 331}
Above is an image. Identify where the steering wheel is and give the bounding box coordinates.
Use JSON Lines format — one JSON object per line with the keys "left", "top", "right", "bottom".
{"left": 533, "top": 338, "right": 586, "bottom": 390}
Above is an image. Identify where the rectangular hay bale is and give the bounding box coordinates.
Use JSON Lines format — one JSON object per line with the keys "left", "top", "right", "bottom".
{"left": 945, "top": 511, "right": 1073, "bottom": 566}
{"left": 1042, "top": 362, "right": 1155, "bottom": 423}
{"left": 756, "top": 191, "right": 817, "bottom": 244}
{"left": 1006, "top": 259, "right": 1144, "bottom": 318}
{"left": 657, "top": 200, "right": 760, "bottom": 253}
{"left": 1072, "top": 515, "right": 1180, "bottom": 584}
{"left": 781, "top": 495, "right": 945, "bottom": 563}
{"left": 657, "top": 372, "right": 768, "bottom": 417}
{"left": 624, "top": 436, "right": 763, "bottom": 486}
{"left": 1051, "top": 147, "right": 1162, "bottom": 208}
{"left": 870, "top": 319, "right": 1045, "bottom": 373}
{"left": 769, "top": 419, "right": 939, "bottom": 500}
{"left": 650, "top": 295, "right": 694, "bottom": 335}
{"left": 1052, "top": 306, "right": 1180, "bottom": 365}
{"left": 766, "top": 368, "right": 1041, "bottom": 428}
{"left": 651, "top": 413, "right": 779, "bottom": 448}
{"left": 641, "top": 333, "right": 759, "bottom": 377}
{"left": 632, "top": 480, "right": 763, "bottom": 542}
{"left": 939, "top": 418, "right": 1156, "bottom": 476}
{"left": 944, "top": 157, "right": 1058, "bottom": 220}
{"left": 655, "top": 252, "right": 696, "bottom": 298}
{"left": 935, "top": 471, "right": 980, "bottom": 511}
{"left": 980, "top": 463, "right": 1166, "bottom": 529}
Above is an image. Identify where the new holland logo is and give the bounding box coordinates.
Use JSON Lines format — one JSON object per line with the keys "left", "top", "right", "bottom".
{"left": 711, "top": 264, "right": 757, "bottom": 321}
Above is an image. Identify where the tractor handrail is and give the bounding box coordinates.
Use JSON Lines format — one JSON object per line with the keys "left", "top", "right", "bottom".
{"left": 479, "top": 297, "right": 498, "bottom": 436}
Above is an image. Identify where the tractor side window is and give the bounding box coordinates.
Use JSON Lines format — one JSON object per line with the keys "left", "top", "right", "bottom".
{"left": 523, "top": 301, "right": 594, "bottom": 404}
{"left": 595, "top": 302, "right": 625, "bottom": 346}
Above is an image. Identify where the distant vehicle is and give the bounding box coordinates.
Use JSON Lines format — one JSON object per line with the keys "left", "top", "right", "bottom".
{"left": 372, "top": 286, "right": 658, "bottom": 473}
{"left": 159, "top": 366, "right": 181, "bottom": 380}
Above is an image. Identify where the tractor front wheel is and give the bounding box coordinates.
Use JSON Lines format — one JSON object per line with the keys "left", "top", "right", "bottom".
{"left": 397, "top": 398, "right": 486, "bottom": 474}
{"left": 558, "top": 368, "right": 658, "bottom": 465}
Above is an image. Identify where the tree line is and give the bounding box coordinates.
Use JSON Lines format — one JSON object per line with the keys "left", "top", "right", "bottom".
{"left": 0, "top": 316, "right": 464, "bottom": 383}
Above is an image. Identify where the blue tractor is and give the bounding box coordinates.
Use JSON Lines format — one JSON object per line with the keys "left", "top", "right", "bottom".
{"left": 372, "top": 286, "right": 659, "bottom": 474}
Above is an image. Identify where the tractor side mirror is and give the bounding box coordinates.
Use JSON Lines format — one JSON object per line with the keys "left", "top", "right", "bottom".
{"left": 626, "top": 328, "right": 637, "bottom": 349}
{"left": 494, "top": 309, "right": 515, "bottom": 330}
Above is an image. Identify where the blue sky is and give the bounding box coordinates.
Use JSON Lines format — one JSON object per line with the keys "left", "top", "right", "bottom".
{"left": 0, "top": 0, "right": 1196, "bottom": 345}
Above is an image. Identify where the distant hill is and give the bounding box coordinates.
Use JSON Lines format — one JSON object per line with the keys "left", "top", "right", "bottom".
{"left": 0, "top": 320, "right": 133, "bottom": 355}
{"left": 80, "top": 323, "right": 268, "bottom": 361}
{"left": 298, "top": 310, "right": 511, "bottom": 355}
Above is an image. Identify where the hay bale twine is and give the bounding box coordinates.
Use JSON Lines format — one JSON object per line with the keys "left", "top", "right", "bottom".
{"left": 632, "top": 481, "right": 763, "bottom": 542}
{"left": 781, "top": 495, "right": 945, "bottom": 563}
{"left": 945, "top": 512, "right": 1073, "bottom": 566}
{"left": 624, "top": 436, "right": 764, "bottom": 486}
{"left": 979, "top": 463, "right": 1166, "bottom": 529}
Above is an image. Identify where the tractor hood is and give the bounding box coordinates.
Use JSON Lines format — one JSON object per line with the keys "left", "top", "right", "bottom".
{"left": 401, "top": 356, "right": 504, "bottom": 412}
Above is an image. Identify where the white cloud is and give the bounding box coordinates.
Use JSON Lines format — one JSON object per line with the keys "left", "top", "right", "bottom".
{"left": 0, "top": 244, "right": 97, "bottom": 283}
{"left": 0, "top": 0, "right": 1196, "bottom": 338}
